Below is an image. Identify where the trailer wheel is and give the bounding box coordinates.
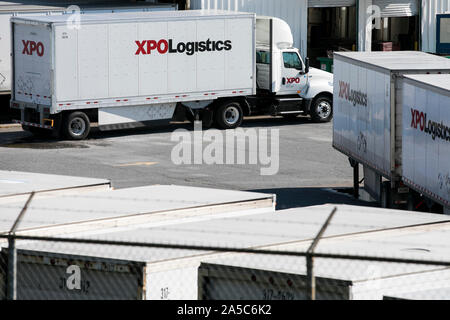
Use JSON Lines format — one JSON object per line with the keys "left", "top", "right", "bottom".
{"left": 310, "top": 96, "right": 332, "bottom": 123}
{"left": 380, "top": 181, "right": 392, "bottom": 209}
{"left": 63, "top": 111, "right": 90, "bottom": 140}
{"left": 215, "top": 101, "right": 243, "bottom": 129}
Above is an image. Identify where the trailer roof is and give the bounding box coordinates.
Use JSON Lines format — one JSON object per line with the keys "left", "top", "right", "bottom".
{"left": 334, "top": 51, "right": 450, "bottom": 72}
{"left": 10, "top": 9, "right": 253, "bottom": 24}
{"left": 0, "top": 184, "right": 274, "bottom": 234}
{"left": 10, "top": 204, "right": 450, "bottom": 265}
{"left": 403, "top": 74, "right": 450, "bottom": 96}
{"left": 201, "top": 222, "right": 450, "bottom": 283}
{"left": 0, "top": 170, "right": 109, "bottom": 201}
{"left": 0, "top": 1, "right": 176, "bottom": 13}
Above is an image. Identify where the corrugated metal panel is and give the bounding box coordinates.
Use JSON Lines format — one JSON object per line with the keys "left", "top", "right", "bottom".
{"left": 422, "top": 0, "right": 450, "bottom": 53}
{"left": 373, "top": 0, "right": 419, "bottom": 17}
{"left": 190, "top": 0, "right": 309, "bottom": 58}
{"left": 308, "top": 0, "right": 356, "bottom": 7}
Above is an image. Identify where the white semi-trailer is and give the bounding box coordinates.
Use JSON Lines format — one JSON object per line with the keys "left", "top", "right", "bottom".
{"left": 400, "top": 74, "right": 450, "bottom": 214}
{"left": 332, "top": 51, "right": 450, "bottom": 213}
{"left": 10, "top": 10, "right": 333, "bottom": 139}
{"left": 0, "top": 2, "right": 177, "bottom": 95}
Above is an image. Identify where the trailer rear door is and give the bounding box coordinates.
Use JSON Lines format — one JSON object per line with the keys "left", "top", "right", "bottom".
{"left": 13, "top": 22, "right": 52, "bottom": 106}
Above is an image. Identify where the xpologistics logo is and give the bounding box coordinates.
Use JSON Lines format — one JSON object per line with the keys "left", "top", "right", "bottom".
{"left": 410, "top": 108, "right": 450, "bottom": 142}
{"left": 135, "top": 39, "right": 232, "bottom": 56}
{"left": 338, "top": 81, "right": 368, "bottom": 107}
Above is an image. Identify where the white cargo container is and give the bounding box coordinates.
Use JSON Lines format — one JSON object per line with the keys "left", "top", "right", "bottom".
{"left": 400, "top": 74, "right": 450, "bottom": 214}
{"left": 0, "top": 2, "right": 177, "bottom": 95}
{"left": 0, "top": 185, "right": 275, "bottom": 236}
{"left": 332, "top": 51, "right": 450, "bottom": 210}
{"left": 2, "top": 204, "right": 449, "bottom": 300}
{"left": 10, "top": 10, "right": 334, "bottom": 139}
{"left": 0, "top": 170, "right": 110, "bottom": 203}
{"left": 198, "top": 221, "right": 450, "bottom": 300}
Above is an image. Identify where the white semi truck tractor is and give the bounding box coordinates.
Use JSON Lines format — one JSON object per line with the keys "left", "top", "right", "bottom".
{"left": 10, "top": 10, "right": 333, "bottom": 139}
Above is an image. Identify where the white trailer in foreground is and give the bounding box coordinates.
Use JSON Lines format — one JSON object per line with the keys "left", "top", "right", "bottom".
{"left": 400, "top": 74, "right": 450, "bottom": 214}
{"left": 0, "top": 2, "right": 177, "bottom": 95}
{"left": 332, "top": 51, "right": 450, "bottom": 212}
{"left": 2, "top": 204, "right": 449, "bottom": 300}
{"left": 198, "top": 221, "right": 450, "bottom": 300}
{"left": 0, "top": 184, "right": 275, "bottom": 237}
{"left": 10, "top": 10, "right": 333, "bottom": 139}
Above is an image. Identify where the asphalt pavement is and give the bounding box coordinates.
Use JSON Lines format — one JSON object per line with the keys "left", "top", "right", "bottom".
{"left": 0, "top": 116, "right": 373, "bottom": 210}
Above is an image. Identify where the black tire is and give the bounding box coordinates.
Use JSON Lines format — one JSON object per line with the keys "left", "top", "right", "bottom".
{"left": 406, "top": 193, "right": 415, "bottom": 211}
{"left": 380, "top": 181, "right": 392, "bottom": 209}
{"left": 215, "top": 101, "right": 243, "bottom": 129}
{"left": 310, "top": 95, "right": 333, "bottom": 123}
{"left": 62, "top": 111, "right": 90, "bottom": 140}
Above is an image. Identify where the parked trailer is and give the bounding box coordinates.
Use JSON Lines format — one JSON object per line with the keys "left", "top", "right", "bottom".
{"left": 10, "top": 10, "right": 334, "bottom": 139}
{"left": 384, "top": 287, "right": 450, "bottom": 300}
{"left": 332, "top": 51, "right": 450, "bottom": 211}
{"left": 0, "top": 184, "right": 275, "bottom": 237}
{"left": 400, "top": 74, "right": 450, "bottom": 214}
{"left": 2, "top": 204, "right": 449, "bottom": 300}
{"left": 0, "top": 170, "right": 110, "bottom": 203}
{"left": 198, "top": 222, "right": 450, "bottom": 300}
{"left": 0, "top": 1, "right": 177, "bottom": 95}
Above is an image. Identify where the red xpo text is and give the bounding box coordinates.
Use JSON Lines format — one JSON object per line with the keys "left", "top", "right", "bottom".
{"left": 22, "top": 40, "right": 44, "bottom": 57}
{"left": 135, "top": 39, "right": 232, "bottom": 56}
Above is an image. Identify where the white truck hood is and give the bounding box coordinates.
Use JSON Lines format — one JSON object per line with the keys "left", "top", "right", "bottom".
{"left": 309, "top": 67, "right": 333, "bottom": 82}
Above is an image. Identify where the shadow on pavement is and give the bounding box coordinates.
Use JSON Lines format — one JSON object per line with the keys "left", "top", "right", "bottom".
{"left": 247, "top": 187, "right": 377, "bottom": 210}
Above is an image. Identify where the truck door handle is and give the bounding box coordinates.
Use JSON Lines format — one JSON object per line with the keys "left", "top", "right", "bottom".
{"left": 282, "top": 78, "right": 286, "bottom": 85}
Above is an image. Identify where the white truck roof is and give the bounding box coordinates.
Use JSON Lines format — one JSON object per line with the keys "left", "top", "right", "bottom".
{"left": 403, "top": 73, "right": 450, "bottom": 94}
{"left": 11, "top": 9, "right": 254, "bottom": 25}
{"left": 334, "top": 51, "right": 450, "bottom": 73}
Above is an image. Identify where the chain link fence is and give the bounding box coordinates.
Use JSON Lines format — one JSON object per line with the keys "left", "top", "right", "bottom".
{"left": 1, "top": 194, "right": 450, "bottom": 300}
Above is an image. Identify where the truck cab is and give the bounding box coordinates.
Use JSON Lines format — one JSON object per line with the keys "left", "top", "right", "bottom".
{"left": 249, "top": 16, "right": 334, "bottom": 122}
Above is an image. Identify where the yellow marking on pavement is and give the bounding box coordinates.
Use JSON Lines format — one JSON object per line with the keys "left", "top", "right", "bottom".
{"left": 115, "top": 161, "right": 158, "bottom": 167}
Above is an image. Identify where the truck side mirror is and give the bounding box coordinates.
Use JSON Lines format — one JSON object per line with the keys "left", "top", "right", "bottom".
{"left": 305, "top": 57, "right": 310, "bottom": 74}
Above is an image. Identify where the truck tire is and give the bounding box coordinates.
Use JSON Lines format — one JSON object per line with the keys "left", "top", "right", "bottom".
{"left": 215, "top": 101, "right": 243, "bottom": 129}
{"left": 310, "top": 96, "right": 332, "bottom": 123}
{"left": 63, "top": 111, "right": 90, "bottom": 140}
{"left": 380, "top": 181, "right": 392, "bottom": 209}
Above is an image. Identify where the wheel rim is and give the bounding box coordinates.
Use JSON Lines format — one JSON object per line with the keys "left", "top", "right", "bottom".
{"left": 316, "top": 101, "right": 331, "bottom": 119}
{"left": 224, "top": 105, "right": 240, "bottom": 125}
{"left": 69, "top": 117, "right": 86, "bottom": 136}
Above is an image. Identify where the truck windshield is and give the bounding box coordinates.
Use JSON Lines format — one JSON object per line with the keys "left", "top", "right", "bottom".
{"left": 283, "top": 52, "right": 302, "bottom": 69}
{"left": 256, "top": 51, "right": 271, "bottom": 64}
